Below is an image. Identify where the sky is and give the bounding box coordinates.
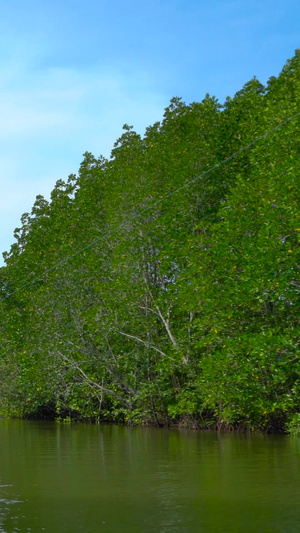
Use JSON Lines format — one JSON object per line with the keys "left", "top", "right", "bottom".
{"left": 0, "top": 0, "right": 299, "bottom": 263}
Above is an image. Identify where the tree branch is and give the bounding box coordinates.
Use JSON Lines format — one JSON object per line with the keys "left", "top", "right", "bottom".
{"left": 116, "top": 330, "right": 175, "bottom": 361}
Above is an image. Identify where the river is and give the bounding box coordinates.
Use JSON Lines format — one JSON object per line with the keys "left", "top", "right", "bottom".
{"left": 0, "top": 420, "right": 299, "bottom": 532}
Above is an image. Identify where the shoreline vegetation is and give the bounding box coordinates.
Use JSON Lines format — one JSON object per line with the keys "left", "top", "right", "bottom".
{"left": 0, "top": 52, "right": 299, "bottom": 434}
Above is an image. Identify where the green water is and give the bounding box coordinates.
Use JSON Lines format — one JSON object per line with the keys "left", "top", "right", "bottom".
{"left": 0, "top": 420, "right": 300, "bottom": 532}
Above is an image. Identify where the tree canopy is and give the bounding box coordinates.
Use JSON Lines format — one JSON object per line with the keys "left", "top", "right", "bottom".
{"left": 0, "top": 51, "right": 299, "bottom": 432}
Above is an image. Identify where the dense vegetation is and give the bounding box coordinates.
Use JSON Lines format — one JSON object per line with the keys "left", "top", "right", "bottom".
{"left": 0, "top": 52, "right": 299, "bottom": 432}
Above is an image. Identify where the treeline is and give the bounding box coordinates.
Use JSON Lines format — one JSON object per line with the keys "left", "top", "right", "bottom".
{"left": 0, "top": 52, "right": 299, "bottom": 432}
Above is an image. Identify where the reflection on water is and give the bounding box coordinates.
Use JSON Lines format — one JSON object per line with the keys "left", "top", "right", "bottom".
{"left": 0, "top": 485, "right": 23, "bottom": 533}
{"left": 0, "top": 421, "right": 300, "bottom": 532}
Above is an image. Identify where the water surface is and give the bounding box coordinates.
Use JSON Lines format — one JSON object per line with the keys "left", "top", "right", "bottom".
{"left": 0, "top": 420, "right": 299, "bottom": 532}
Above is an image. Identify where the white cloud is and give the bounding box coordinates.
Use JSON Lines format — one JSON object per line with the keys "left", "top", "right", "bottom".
{"left": 0, "top": 60, "right": 167, "bottom": 263}
{"left": 1, "top": 0, "right": 298, "bottom": 266}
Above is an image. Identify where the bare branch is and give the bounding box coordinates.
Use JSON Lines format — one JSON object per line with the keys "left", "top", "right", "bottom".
{"left": 55, "top": 350, "right": 121, "bottom": 399}
{"left": 116, "top": 330, "right": 175, "bottom": 361}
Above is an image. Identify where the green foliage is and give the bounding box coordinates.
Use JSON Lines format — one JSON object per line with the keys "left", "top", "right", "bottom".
{"left": 0, "top": 51, "right": 299, "bottom": 431}
{"left": 286, "top": 414, "right": 300, "bottom": 436}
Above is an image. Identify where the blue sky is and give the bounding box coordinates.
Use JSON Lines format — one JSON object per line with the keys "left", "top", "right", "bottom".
{"left": 0, "top": 0, "right": 299, "bottom": 263}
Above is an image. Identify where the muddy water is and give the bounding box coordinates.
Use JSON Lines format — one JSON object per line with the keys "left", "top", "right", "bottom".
{"left": 0, "top": 420, "right": 299, "bottom": 532}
